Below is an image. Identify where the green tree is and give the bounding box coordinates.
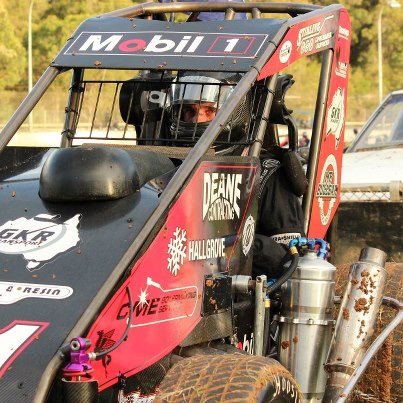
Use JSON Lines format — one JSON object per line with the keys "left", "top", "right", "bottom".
{"left": 0, "top": 3, "right": 26, "bottom": 90}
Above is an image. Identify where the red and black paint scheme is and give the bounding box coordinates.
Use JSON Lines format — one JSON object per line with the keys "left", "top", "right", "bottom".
{"left": 0, "top": 2, "right": 351, "bottom": 402}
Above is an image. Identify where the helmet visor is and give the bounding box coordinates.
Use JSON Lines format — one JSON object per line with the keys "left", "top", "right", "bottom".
{"left": 171, "top": 76, "right": 233, "bottom": 109}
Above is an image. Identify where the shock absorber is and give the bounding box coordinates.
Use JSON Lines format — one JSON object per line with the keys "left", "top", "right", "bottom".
{"left": 277, "top": 237, "right": 336, "bottom": 402}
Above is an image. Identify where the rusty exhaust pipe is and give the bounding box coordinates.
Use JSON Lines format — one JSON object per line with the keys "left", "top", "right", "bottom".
{"left": 323, "top": 247, "right": 388, "bottom": 402}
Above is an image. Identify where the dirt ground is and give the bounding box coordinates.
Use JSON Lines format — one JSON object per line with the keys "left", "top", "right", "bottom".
{"left": 336, "top": 262, "right": 402, "bottom": 402}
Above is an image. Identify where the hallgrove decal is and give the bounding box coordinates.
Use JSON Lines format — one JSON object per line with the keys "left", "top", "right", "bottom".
{"left": 0, "top": 214, "right": 81, "bottom": 271}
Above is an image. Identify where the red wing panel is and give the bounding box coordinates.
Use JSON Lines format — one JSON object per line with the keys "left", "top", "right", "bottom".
{"left": 87, "top": 160, "right": 258, "bottom": 391}
{"left": 258, "top": 10, "right": 339, "bottom": 79}
{"left": 308, "top": 9, "right": 351, "bottom": 238}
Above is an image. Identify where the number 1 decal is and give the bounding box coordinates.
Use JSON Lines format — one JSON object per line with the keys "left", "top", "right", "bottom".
{"left": 0, "top": 320, "right": 49, "bottom": 378}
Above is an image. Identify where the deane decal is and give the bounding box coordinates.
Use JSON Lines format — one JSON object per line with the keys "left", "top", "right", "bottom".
{"left": 326, "top": 87, "right": 345, "bottom": 149}
{"left": 316, "top": 154, "right": 338, "bottom": 226}
{"left": 0, "top": 213, "right": 81, "bottom": 271}
{"left": 203, "top": 172, "right": 242, "bottom": 221}
{"left": 0, "top": 281, "right": 73, "bottom": 304}
{"left": 0, "top": 320, "right": 49, "bottom": 379}
{"left": 242, "top": 215, "right": 255, "bottom": 256}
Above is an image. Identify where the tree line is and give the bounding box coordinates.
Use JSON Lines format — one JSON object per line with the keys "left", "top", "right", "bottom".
{"left": 0, "top": 0, "right": 402, "bottom": 121}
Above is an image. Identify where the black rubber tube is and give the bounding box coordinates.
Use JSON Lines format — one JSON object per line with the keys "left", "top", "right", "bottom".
{"left": 266, "top": 252, "right": 299, "bottom": 295}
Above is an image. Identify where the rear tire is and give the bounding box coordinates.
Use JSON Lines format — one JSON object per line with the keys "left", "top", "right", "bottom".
{"left": 155, "top": 353, "right": 302, "bottom": 402}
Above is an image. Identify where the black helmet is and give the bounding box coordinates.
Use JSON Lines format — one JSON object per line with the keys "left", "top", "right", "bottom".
{"left": 168, "top": 72, "right": 251, "bottom": 153}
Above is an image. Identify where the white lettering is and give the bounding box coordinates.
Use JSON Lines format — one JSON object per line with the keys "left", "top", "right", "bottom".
{"left": 188, "top": 238, "right": 226, "bottom": 261}
{"left": 186, "top": 36, "right": 204, "bottom": 52}
{"left": 174, "top": 35, "right": 192, "bottom": 53}
{"left": 79, "top": 35, "right": 123, "bottom": 51}
{"left": 202, "top": 173, "right": 242, "bottom": 221}
{"left": 145, "top": 35, "right": 176, "bottom": 52}
{"left": 223, "top": 38, "right": 239, "bottom": 52}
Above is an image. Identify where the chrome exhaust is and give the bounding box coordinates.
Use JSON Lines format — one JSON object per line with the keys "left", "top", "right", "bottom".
{"left": 323, "top": 247, "right": 388, "bottom": 402}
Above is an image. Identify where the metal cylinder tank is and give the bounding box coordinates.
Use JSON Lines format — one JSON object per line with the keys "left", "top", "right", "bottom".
{"left": 278, "top": 249, "right": 336, "bottom": 402}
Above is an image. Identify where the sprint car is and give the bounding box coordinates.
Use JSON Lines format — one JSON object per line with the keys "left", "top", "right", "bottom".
{"left": 0, "top": 2, "right": 401, "bottom": 403}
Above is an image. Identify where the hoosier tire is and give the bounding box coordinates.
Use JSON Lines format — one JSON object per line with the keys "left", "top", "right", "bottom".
{"left": 155, "top": 354, "right": 302, "bottom": 402}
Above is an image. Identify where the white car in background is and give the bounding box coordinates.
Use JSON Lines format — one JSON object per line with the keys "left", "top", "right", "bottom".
{"left": 341, "top": 90, "right": 403, "bottom": 201}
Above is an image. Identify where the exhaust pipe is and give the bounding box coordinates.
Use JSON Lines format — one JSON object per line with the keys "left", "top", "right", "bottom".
{"left": 323, "top": 247, "right": 388, "bottom": 402}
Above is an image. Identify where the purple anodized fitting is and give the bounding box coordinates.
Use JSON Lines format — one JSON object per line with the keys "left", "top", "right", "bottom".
{"left": 63, "top": 337, "right": 94, "bottom": 373}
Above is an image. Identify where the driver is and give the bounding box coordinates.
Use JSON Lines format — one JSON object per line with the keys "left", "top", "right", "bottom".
{"left": 169, "top": 72, "right": 306, "bottom": 279}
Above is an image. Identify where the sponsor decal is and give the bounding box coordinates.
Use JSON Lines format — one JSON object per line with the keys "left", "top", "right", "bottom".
{"left": 0, "top": 214, "right": 81, "bottom": 271}
{"left": 65, "top": 31, "right": 267, "bottom": 59}
{"left": 338, "top": 26, "right": 350, "bottom": 40}
{"left": 188, "top": 238, "right": 226, "bottom": 261}
{"left": 316, "top": 154, "right": 338, "bottom": 226}
{"left": 95, "top": 329, "right": 116, "bottom": 377}
{"left": 271, "top": 233, "right": 301, "bottom": 246}
{"left": 335, "top": 60, "right": 348, "bottom": 78}
{"left": 0, "top": 281, "right": 73, "bottom": 304}
{"left": 237, "top": 332, "right": 254, "bottom": 354}
{"left": 116, "top": 277, "right": 198, "bottom": 328}
{"left": 272, "top": 374, "right": 301, "bottom": 402}
{"left": 326, "top": 87, "right": 345, "bottom": 149}
{"left": 118, "top": 390, "right": 156, "bottom": 403}
{"left": 296, "top": 16, "right": 334, "bottom": 55}
{"left": 279, "top": 40, "right": 292, "bottom": 63}
{"left": 203, "top": 173, "right": 242, "bottom": 221}
{"left": 167, "top": 227, "right": 187, "bottom": 276}
{"left": 167, "top": 227, "right": 229, "bottom": 272}
{"left": 0, "top": 320, "right": 49, "bottom": 379}
{"left": 242, "top": 215, "right": 255, "bottom": 256}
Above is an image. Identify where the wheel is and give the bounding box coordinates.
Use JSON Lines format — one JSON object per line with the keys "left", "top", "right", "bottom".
{"left": 155, "top": 353, "right": 303, "bottom": 402}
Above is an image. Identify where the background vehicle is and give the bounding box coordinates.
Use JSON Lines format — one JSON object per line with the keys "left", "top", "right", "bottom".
{"left": 0, "top": 2, "right": 401, "bottom": 403}
{"left": 331, "top": 91, "right": 403, "bottom": 265}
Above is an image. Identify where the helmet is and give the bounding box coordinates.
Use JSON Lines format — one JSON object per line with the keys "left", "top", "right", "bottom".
{"left": 168, "top": 72, "right": 251, "bottom": 153}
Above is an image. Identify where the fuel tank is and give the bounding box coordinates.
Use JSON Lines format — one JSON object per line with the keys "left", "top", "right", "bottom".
{"left": 278, "top": 248, "right": 336, "bottom": 402}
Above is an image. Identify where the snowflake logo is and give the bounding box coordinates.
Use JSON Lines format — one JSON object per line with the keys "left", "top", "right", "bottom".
{"left": 167, "top": 227, "right": 187, "bottom": 276}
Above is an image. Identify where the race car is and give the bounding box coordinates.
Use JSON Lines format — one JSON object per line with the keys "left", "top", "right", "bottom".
{"left": 0, "top": 2, "right": 401, "bottom": 402}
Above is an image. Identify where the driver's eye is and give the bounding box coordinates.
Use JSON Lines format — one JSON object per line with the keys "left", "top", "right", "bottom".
{"left": 182, "top": 105, "right": 196, "bottom": 117}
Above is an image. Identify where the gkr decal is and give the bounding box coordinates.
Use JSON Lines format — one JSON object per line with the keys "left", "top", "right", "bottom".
{"left": 203, "top": 172, "right": 242, "bottom": 221}
{"left": 0, "top": 281, "right": 73, "bottom": 304}
{"left": 117, "top": 277, "right": 198, "bottom": 328}
{"left": 297, "top": 16, "right": 334, "bottom": 55}
{"left": 326, "top": 87, "right": 345, "bottom": 149}
{"left": 0, "top": 213, "right": 81, "bottom": 271}
{"left": 0, "top": 320, "right": 49, "bottom": 379}
{"left": 65, "top": 32, "right": 267, "bottom": 59}
{"left": 316, "top": 154, "right": 338, "bottom": 226}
